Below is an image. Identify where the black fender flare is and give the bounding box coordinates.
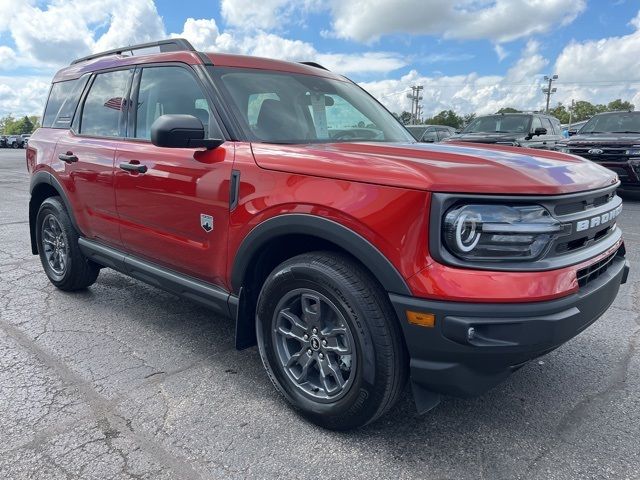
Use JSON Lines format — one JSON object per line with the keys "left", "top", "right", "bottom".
{"left": 230, "top": 214, "right": 411, "bottom": 296}
{"left": 29, "top": 171, "right": 80, "bottom": 254}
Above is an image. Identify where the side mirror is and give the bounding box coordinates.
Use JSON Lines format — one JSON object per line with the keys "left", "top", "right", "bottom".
{"left": 151, "top": 114, "right": 223, "bottom": 149}
{"left": 533, "top": 127, "right": 547, "bottom": 136}
{"left": 568, "top": 129, "right": 578, "bottom": 136}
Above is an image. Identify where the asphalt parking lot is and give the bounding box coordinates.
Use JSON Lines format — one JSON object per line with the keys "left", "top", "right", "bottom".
{"left": 0, "top": 148, "right": 639, "bottom": 480}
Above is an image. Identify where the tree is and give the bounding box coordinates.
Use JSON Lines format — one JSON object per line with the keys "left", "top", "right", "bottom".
{"left": 495, "top": 107, "right": 521, "bottom": 114}
{"left": 425, "top": 110, "right": 464, "bottom": 129}
{"left": 607, "top": 99, "right": 634, "bottom": 112}
{"left": 395, "top": 111, "right": 412, "bottom": 124}
{"left": 548, "top": 103, "right": 570, "bottom": 124}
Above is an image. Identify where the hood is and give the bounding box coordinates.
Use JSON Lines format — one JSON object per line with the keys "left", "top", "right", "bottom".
{"left": 562, "top": 132, "right": 640, "bottom": 145}
{"left": 446, "top": 132, "right": 520, "bottom": 143}
{"left": 251, "top": 142, "right": 618, "bottom": 195}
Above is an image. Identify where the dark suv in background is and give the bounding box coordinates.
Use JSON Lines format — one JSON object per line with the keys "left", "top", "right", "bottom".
{"left": 446, "top": 112, "right": 563, "bottom": 149}
{"left": 556, "top": 111, "right": 640, "bottom": 191}
{"left": 405, "top": 124, "right": 456, "bottom": 143}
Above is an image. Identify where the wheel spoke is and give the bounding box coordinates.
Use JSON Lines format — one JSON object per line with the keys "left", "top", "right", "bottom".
{"left": 286, "top": 348, "right": 314, "bottom": 383}
{"left": 318, "top": 355, "right": 346, "bottom": 395}
{"left": 323, "top": 336, "right": 351, "bottom": 355}
{"left": 301, "top": 293, "right": 321, "bottom": 323}
{"left": 276, "top": 309, "right": 308, "bottom": 341}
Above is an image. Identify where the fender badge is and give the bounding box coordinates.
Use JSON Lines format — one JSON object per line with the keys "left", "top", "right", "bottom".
{"left": 200, "top": 214, "right": 214, "bottom": 233}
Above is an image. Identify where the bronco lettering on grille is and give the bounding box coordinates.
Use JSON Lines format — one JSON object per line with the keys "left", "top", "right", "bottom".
{"left": 575, "top": 205, "right": 622, "bottom": 232}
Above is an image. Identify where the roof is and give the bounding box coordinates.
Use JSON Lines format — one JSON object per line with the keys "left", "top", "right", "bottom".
{"left": 53, "top": 41, "right": 344, "bottom": 83}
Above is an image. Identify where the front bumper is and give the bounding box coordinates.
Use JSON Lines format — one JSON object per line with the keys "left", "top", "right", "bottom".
{"left": 390, "top": 253, "right": 630, "bottom": 402}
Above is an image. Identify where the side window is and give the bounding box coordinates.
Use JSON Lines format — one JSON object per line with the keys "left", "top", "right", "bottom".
{"left": 422, "top": 128, "right": 438, "bottom": 143}
{"left": 541, "top": 117, "right": 554, "bottom": 134}
{"left": 52, "top": 75, "right": 90, "bottom": 129}
{"left": 135, "top": 66, "right": 211, "bottom": 140}
{"left": 551, "top": 118, "right": 562, "bottom": 135}
{"left": 42, "top": 79, "right": 82, "bottom": 128}
{"left": 437, "top": 128, "right": 452, "bottom": 141}
{"left": 531, "top": 116, "right": 543, "bottom": 132}
{"left": 80, "top": 70, "right": 132, "bottom": 137}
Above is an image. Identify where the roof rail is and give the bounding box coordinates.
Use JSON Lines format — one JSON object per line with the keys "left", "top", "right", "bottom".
{"left": 299, "top": 61, "right": 329, "bottom": 71}
{"left": 70, "top": 38, "right": 196, "bottom": 65}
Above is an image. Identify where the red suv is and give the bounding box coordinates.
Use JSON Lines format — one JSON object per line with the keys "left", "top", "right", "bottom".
{"left": 27, "top": 39, "right": 629, "bottom": 430}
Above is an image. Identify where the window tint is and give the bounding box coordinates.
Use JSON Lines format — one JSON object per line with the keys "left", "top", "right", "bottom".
{"left": 42, "top": 79, "right": 81, "bottom": 128}
{"left": 135, "top": 66, "right": 210, "bottom": 140}
{"left": 51, "top": 75, "right": 90, "bottom": 129}
{"left": 210, "top": 67, "right": 413, "bottom": 144}
{"left": 541, "top": 117, "right": 554, "bottom": 134}
{"left": 80, "top": 70, "right": 132, "bottom": 137}
{"left": 531, "top": 116, "right": 543, "bottom": 131}
{"left": 422, "top": 130, "right": 438, "bottom": 142}
{"left": 463, "top": 115, "right": 530, "bottom": 134}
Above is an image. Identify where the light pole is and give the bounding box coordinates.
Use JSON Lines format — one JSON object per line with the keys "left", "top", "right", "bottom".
{"left": 542, "top": 75, "right": 558, "bottom": 113}
{"left": 406, "top": 85, "right": 423, "bottom": 124}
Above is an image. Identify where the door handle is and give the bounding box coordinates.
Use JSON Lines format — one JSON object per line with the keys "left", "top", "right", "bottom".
{"left": 58, "top": 152, "right": 78, "bottom": 163}
{"left": 119, "top": 162, "right": 148, "bottom": 174}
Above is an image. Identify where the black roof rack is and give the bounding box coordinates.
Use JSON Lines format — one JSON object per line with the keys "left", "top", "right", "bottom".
{"left": 299, "top": 61, "right": 329, "bottom": 71}
{"left": 70, "top": 38, "right": 196, "bottom": 65}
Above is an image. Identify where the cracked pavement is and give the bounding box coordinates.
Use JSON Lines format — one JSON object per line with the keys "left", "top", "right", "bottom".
{"left": 1, "top": 148, "right": 639, "bottom": 479}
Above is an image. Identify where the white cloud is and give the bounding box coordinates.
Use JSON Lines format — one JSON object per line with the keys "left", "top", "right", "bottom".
{"left": 221, "top": 0, "right": 292, "bottom": 31}
{"left": 327, "top": 0, "right": 586, "bottom": 43}
{"left": 494, "top": 44, "right": 508, "bottom": 62}
{"left": 0, "top": 76, "right": 50, "bottom": 116}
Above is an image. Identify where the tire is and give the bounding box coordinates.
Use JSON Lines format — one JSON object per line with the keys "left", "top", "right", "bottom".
{"left": 35, "top": 197, "right": 99, "bottom": 291}
{"left": 256, "top": 251, "right": 408, "bottom": 430}
{"left": 11, "top": 142, "right": 18, "bottom": 149}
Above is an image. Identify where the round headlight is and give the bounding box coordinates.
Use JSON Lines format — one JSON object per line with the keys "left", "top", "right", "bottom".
{"left": 443, "top": 204, "right": 564, "bottom": 261}
{"left": 454, "top": 213, "right": 481, "bottom": 252}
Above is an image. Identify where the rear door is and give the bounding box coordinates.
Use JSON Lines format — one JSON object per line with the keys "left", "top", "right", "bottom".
{"left": 114, "top": 64, "right": 233, "bottom": 286}
{"left": 52, "top": 68, "right": 133, "bottom": 246}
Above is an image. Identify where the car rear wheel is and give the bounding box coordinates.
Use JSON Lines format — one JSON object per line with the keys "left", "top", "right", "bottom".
{"left": 36, "top": 197, "right": 99, "bottom": 291}
{"left": 256, "top": 252, "right": 407, "bottom": 430}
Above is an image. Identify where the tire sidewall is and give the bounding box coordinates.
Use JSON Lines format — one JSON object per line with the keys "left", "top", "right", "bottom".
{"left": 257, "top": 259, "right": 383, "bottom": 425}
{"left": 36, "top": 199, "right": 76, "bottom": 287}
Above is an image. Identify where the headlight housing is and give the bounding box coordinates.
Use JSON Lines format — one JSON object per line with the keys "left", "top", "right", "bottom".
{"left": 443, "top": 204, "right": 565, "bottom": 261}
{"left": 556, "top": 146, "right": 570, "bottom": 153}
{"left": 625, "top": 148, "right": 640, "bottom": 156}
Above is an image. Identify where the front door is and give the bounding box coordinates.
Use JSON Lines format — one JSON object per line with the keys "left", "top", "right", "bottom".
{"left": 114, "top": 65, "right": 233, "bottom": 287}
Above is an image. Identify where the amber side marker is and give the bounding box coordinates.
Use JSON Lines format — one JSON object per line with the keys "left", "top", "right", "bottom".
{"left": 406, "top": 311, "right": 435, "bottom": 328}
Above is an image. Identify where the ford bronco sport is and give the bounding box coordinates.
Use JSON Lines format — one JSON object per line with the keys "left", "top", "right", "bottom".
{"left": 27, "top": 39, "right": 630, "bottom": 430}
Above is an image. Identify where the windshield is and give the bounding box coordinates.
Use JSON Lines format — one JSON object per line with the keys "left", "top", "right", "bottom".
{"left": 462, "top": 115, "right": 531, "bottom": 134}
{"left": 579, "top": 112, "right": 640, "bottom": 134}
{"left": 209, "top": 67, "right": 414, "bottom": 144}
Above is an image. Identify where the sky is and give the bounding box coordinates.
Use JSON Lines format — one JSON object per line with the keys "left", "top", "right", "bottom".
{"left": 1, "top": 0, "right": 640, "bottom": 118}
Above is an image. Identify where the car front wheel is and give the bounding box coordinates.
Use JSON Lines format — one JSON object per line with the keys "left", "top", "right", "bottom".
{"left": 36, "top": 197, "right": 99, "bottom": 290}
{"left": 256, "top": 252, "right": 407, "bottom": 430}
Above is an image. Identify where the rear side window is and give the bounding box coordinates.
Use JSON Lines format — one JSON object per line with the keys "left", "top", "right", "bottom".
{"left": 49, "top": 75, "right": 89, "bottom": 129}
{"left": 42, "top": 79, "right": 81, "bottom": 127}
{"left": 541, "top": 117, "right": 554, "bottom": 134}
{"left": 80, "top": 69, "right": 132, "bottom": 137}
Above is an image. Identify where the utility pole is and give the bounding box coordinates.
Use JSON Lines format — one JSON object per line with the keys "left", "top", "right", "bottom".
{"left": 568, "top": 99, "right": 575, "bottom": 130}
{"left": 406, "top": 85, "right": 423, "bottom": 124}
{"left": 542, "top": 74, "right": 558, "bottom": 113}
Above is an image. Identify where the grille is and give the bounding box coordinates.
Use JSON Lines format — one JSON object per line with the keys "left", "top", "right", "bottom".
{"left": 576, "top": 249, "right": 619, "bottom": 288}
{"left": 544, "top": 185, "right": 621, "bottom": 257}
{"left": 567, "top": 146, "right": 629, "bottom": 163}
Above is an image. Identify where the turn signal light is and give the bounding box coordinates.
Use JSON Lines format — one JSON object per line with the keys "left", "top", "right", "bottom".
{"left": 406, "top": 311, "right": 435, "bottom": 328}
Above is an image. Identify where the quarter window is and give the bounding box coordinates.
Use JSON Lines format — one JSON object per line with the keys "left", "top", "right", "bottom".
{"left": 134, "top": 66, "right": 211, "bottom": 140}
{"left": 43, "top": 79, "right": 82, "bottom": 128}
{"left": 80, "top": 70, "right": 132, "bottom": 137}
